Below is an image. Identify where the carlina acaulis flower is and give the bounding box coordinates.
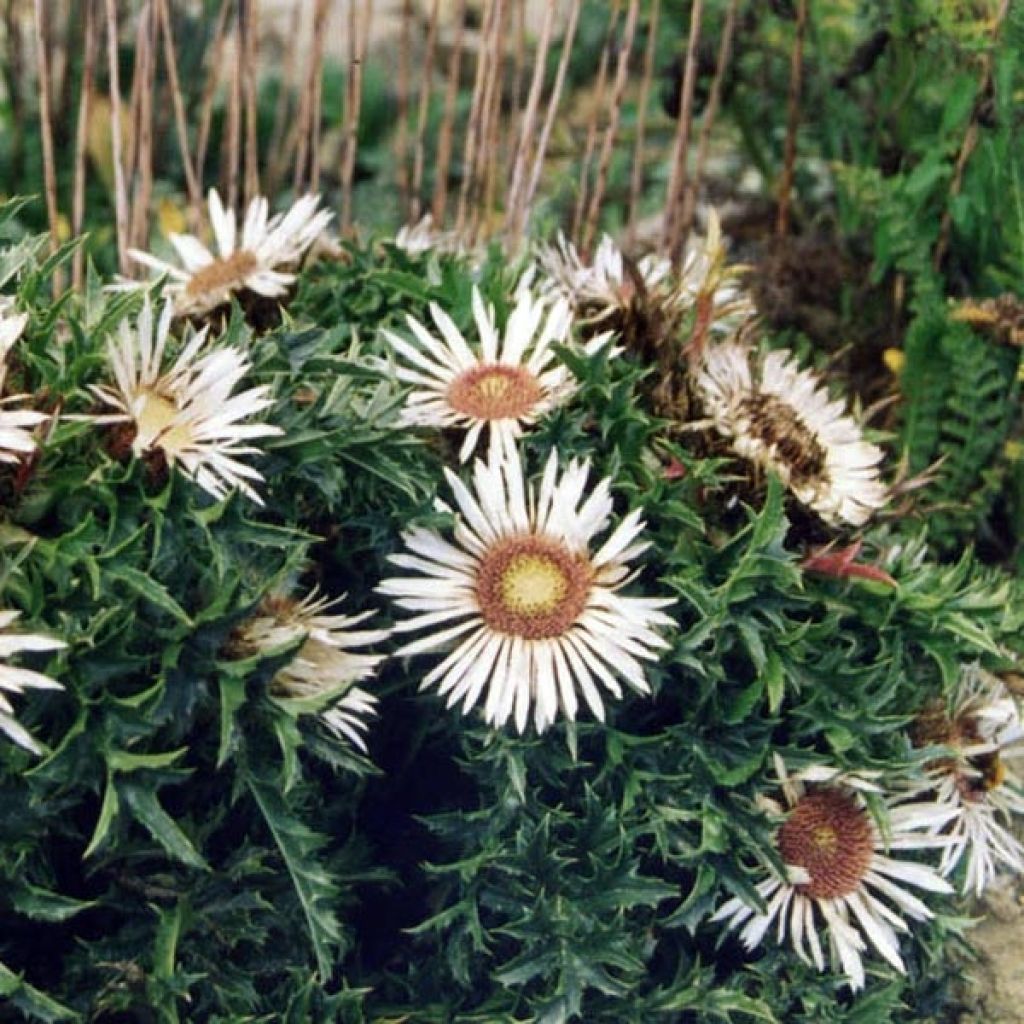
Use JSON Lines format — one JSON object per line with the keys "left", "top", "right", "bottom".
{"left": 230, "top": 589, "right": 390, "bottom": 753}
{"left": 711, "top": 755, "right": 954, "bottom": 991}
{"left": 383, "top": 285, "right": 612, "bottom": 464}
{"left": 86, "top": 298, "right": 282, "bottom": 504}
{"left": 122, "top": 188, "right": 333, "bottom": 317}
{"left": 377, "top": 446, "right": 674, "bottom": 734}
{"left": 0, "top": 308, "right": 49, "bottom": 466}
{"left": 0, "top": 609, "right": 65, "bottom": 754}
{"left": 900, "top": 665, "right": 1024, "bottom": 896}
{"left": 694, "top": 335, "right": 888, "bottom": 527}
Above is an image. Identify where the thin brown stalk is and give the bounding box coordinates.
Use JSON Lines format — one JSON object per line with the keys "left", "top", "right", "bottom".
{"left": 680, "top": 0, "right": 740, "bottom": 245}
{"left": 342, "top": 0, "right": 374, "bottom": 228}
{"left": 194, "top": 0, "right": 233, "bottom": 208}
{"left": 661, "top": 0, "right": 703, "bottom": 262}
{"left": 625, "top": 0, "right": 660, "bottom": 249}
{"left": 72, "top": 0, "right": 97, "bottom": 290}
{"left": 3, "top": 1, "right": 26, "bottom": 184}
{"left": 410, "top": 0, "right": 442, "bottom": 220}
{"left": 265, "top": 2, "right": 302, "bottom": 196}
{"left": 933, "top": 0, "right": 1011, "bottom": 271}
{"left": 454, "top": 0, "right": 497, "bottom": 238}
{"left": 33, "top": 0, "right": 62, "bottom": 294}
{"left": 472, "top": 0, "right": 508, "bottom": 242}
{"left": 775, "top": 0, "right": 808, "bottom": 237}
{"left": 395, "top": 0, "right": 413, "bottom": 215}
{"left": 505, "top": 0, "right": 557, "bottom": 242}
{"left": 581, "top": 0, "right": 640, "bottom": 253}
{"left": 124, "top": 9, "right": 146, "bottom": 188}
{"left": 129, "top": 2, "right": 157, "bottom": 253}
{"left": 514, "top": 0, "right": 583, "bottom": 245}
{"left": 292, "top": 0, "right": 329, "bottom": 193}
{"left": 156, "top": 0, "right": 200, "bottom": 212}
{"left": 241, "top": 0, "right": 260, "bottom": 204}
{"left": 431, "top": 0, "right": 468, "bottom": 225}
{"left": 570, "top": 0, "right": 621, "bottom": 245}
{"left": 224, "top": 10, "right": 242, "bottom": 210}
{"left": 104, "top": 0, "right": 129, "bottom": 273}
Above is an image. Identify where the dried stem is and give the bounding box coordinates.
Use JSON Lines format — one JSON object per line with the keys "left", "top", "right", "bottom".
{"left": 411, "top": 0, "right": 441, "bottom": 219}
{"left": 342, "top": 0, "right": 374, "bottom": 228}
{"left": 625, "top": 0, "right": 660, "bottom": 250}
{"left": 431, "top": 0, "right": 468, "bottom": 225}
{"left": 266, "top": 2, "right": 302, "bottom": 196}
{"left": 933, "top": 0, "right": 1011, "bottom": 271}
{"left": 775, "top": 0, "right": 808, "bottom": 237}
{"left": 72, "top": 0, "right": 97, "bottom": 290}
{"left": 194, "top": 0, "right": 233, "bottom": 210}
{"left": 225, "top": 9, "right": 242, "bottom": 209}
{"left": 473, "top": 0, "right": 509, "bottom": 242}
{"left": 505, "top": 0, "right": 557, "bottom": 243}
{"left": 515, "top": 0, "right": 583, "bottom": 245}
{"left": 129, "top": 2, "right": 157, "bottom": 253}
{"left": 581, "top": 0, "right": 640, "bottom": 253}
{"left": 241, "top": 0, "right": 261, "bottom": 205}
{"left": 104, "top": 0, "right": 129, "bottom": 274}
{"left": 156, "top": 0, "right": 200, "bottom": 212}
{"left": 680, "top": 0, "right": 740, "bottom": 245}
{"left": 395, "top": 0, "right": 413, "bottom": 215}
{"left": 33, "top": 0, "right": 63, "bottom": 294}
{"left": 292, "top": 0, "right": 329, "bottom": 193}
{"left": 662, "top": 0, "right": 703, "bottom": 263}
{"left": 571, "top": 0, "right": 621, "bottom": 244}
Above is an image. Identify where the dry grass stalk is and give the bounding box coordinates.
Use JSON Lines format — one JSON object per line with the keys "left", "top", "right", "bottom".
{"left": 224, "top": 8, "right": 242, "bottom": 209}
{"left": 680, "top": 0, "right": 740, "bottom": 245}
{"left": 194, "top": 0, "right": 233, "bottom": 214}
{"left": 431, "top": 0, "right": 468, "bottom": 225}
{"left": 505, "top": 0, "right": 557, "bottom": 244}
{"left": 775, "top": 0, "right": 808, "bottom": 237}
{"left": 341, "top": 0, "right": 374, "bottom": 229}
{"left": 129, "top": 2, "right": 157, "bottom": 253}
{"left": 661, "top": 0, "right": 703, "bottom": 263}
{"left": 515, "top": 0, "right": 583, "bottom": 244}
{"left": 72, "top": 0, "right": 97, "bottom": 290}
{"left": 395, "top": 0, "right": 413, "bottom": 215}
{"left": 292, "top": 0, "right": 330, "bottom": 194}
{"left": 156, "top": 0, "right": 200, "bottom": 213}
{"left": 625, "top": 0, "right": 660, "bottom": 249}
{"left": 3, "top": 1, "right": 26, "bottom": 184}
{"left": 241, "top": 0, "right": 261, "bottom": 205}
{"left": 473, "top": 0, "right": 510, "bottom": 242}
{"left": 510, "top": 0, "right": 526, "bottom": 135}
{"left": 411, "top": 0, "right": 441, "bottom": 220}
{"left": 581, "top": 0, "right": 640, "bottom": 253}
{"left": 32, "top": 0, "right": 63, "bottom": 294}
{"left": 266, "top": 2, "right": 302, "bottom": 197}
{"left": 103, "top": 0, "right": 129, "bottom": 274}
{"left": 933, "top": 0, "right": 1011, "bottom": 270}
{"left": 454, "top": 0, "right": 498, "bottom": 237}
{"left": 570, "top": 0, "right": 622, "bottom": 245}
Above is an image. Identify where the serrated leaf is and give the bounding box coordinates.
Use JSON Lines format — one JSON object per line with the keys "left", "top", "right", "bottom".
{"left": 10, "top": 884, "right": 97, "bottom": 923}
{"left": 0, "top": 961, "right": 79, "bottom": 1022}
{"left": 120, "top": 783, "right": 209, "bottom": 870}
{"left": 83, "top": 774, "right": 120, "bottom": 858}
{"left": 102, "top": 565, "right": 194, "bottom": 626}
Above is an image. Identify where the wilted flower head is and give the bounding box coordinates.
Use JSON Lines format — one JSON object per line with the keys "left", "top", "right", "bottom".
{"left": 903, "top": 665, "right": 1024, "bottom": 896}
{"left": 0, "top": 308, "right": 48, "bottom": 465}
{"left": 695, "top": 336, "right": 888, "bottom": 526}
{"left": 0, "top": 609, "right": 65, "bottom": 754}
{"left": 712, "top": 755, "right": 953, "bottom": 991}
{"left": 126, "top": 188, "right": 333, "bottom": 316}
{"left": 383, "top": 285, "right": 610, "bottom": 463}
{"left": 88, "top": 299, "right": 282, "bottom": 504}
{"left": 378, "top": 446, "right": 674, "bottom": 733}
{"left": 232, "top": 589, "right": 389, "bottom": 752}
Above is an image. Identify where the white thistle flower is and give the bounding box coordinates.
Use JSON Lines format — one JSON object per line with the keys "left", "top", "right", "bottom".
{"left": 126, "top": 189, "right": 333, "bottom": 316}
{"left": 383, "top": 285, "right": 611, "bottom": 464}
{"left": 712, "top": 754, "right": 954, "bottom": 991}
{"left": 393, "top": 214, "right": 458, "bottom": 255}
{"left": 88, "top": 299, "right": 282, "bottom": 504}
{"left": 695, "top": 337, "right": 888, "bottom": 526}
{"left": 0, "top": 609, "right": 65, "bottom": 754}
{"left": 902, "top": 665, "right": 1024, "bottom": 896}
{"left": 232, "top": 590, "right": 389, "bottom": 752}
{"left": 377, "top": 447, "right": 674, "bottom": 734}
{"left": 0, "top": 309, "right": 48, "bottom": 465}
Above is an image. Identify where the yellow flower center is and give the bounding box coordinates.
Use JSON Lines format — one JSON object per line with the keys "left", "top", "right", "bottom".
{"left": 446, "top": 364, "right": 543, "bottom": 421}
{"left": 133, "top": 391, "right": 192, "bottom": 458}
{"left": 184, "top": 249, "right": 260, "bottom": 304}
{"left": 476, "top": 535, "right": 592, "bottom": 640}
{"left": 777, "top": 789, "right": 874, "bottom": 900}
